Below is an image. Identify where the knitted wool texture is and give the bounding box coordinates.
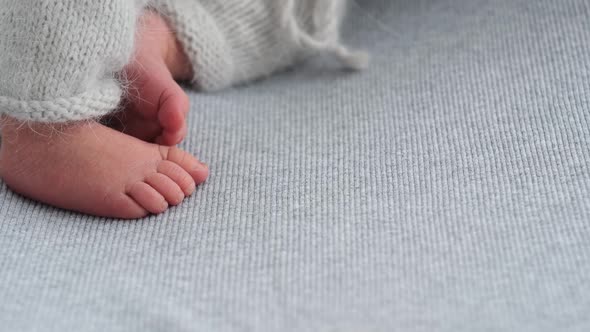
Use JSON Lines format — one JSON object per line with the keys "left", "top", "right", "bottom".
{"left": 0, "top": 0, "right": 139, "bottom": 122}
{"left": 0, "top": 0, "right": 364, "bottom": 122}
{"left": 154, "top": 0, "right": 366, "bottom": 91}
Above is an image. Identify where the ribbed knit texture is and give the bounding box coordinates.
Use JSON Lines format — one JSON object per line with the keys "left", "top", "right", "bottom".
{"left": 1, "top": 0, "right": 590, "bottom": 331}
{"left": 0, "top": 0, "right": 139, "bottom": 122}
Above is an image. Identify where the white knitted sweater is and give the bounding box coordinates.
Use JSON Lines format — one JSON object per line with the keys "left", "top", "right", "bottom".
{"left": 0, "top": 0, "right": 365, "bottom": 122}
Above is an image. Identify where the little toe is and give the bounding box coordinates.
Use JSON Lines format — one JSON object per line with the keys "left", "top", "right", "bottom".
{"left": 156, "top": 160, "right": 196, "bottom": 196}
{"left": 105, "top": 192, "right": 150, "bottom": 219}
{"left": 162, "top": 147, "right": 209, "bottom": 185}
{"left": 145, "top": 172, "right": 185, "bottom": 206}
{"left": 127, "top": 181, "right": 169, "bottom": 215}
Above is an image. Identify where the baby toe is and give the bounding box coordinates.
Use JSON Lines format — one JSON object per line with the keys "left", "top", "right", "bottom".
{"left": 156, "top": 121, "right": 187, "bottom": 146}
{"left": 104, "top": 192, "right": 150, "bottom": 220}
{"left": 162, "top": 147, "right": 209, "bottom": 185}
{"left": 158, "top": 86, "right": 189, "bottom": 131}
{"left": 127, "top": 181, "right": 169, "bottom": 215}
{"left": 145, "top": 172, "right": 185, "bottom": 206}
{"left": 156, "top": 160, "right": 196, "bottom": 196}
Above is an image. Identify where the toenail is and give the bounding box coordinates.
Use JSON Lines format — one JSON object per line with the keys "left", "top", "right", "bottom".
{"left": 193, "top": 160, "right": 208, "bottom": 171}
{"left": 186, "top": 182, "right": 196, "bottom": 195}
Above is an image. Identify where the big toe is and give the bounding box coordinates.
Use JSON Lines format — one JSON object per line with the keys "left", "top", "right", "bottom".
{"left": 125, "top": 60, "right": 188, "bottom": 145}
{"left": 159, "top": 146, "right": 209, "bottom": 185}
{"left": 158, "top": 85, "right": 189, "bottom": 131}
{"left": 156, "top": 84, "right": 189, "bottom": 146}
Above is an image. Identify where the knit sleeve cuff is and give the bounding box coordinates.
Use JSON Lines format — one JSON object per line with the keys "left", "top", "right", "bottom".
{"left": 0, "top": 81, "right": 122, "bottom": 123}
{"left": 0, "top": 0, "right": 139, "bottom": 123}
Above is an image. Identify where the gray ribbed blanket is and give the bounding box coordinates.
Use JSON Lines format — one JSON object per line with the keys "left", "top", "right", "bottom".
{"left": 1, "top": 0, "right": 589, "bottom": 331}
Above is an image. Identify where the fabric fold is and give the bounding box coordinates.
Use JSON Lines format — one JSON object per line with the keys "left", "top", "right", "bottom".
{"left": 153, "top": 0, "right": 367, "bottom": 91}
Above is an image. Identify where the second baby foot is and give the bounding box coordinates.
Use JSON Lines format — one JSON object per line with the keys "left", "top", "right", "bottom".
{"left": 111, "top": 10, "right": 194, "bottom": 146}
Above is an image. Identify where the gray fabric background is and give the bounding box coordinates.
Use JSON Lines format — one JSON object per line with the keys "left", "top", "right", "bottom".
{"left": 1, "top": 0, "right": 590, "bottom": 331}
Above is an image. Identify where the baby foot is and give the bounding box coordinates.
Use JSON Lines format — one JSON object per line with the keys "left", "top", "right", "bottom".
{"left": 0, "top": 117, "right": 208, "bottom": 219}
{"left": 111, "top": 11, "right": 194, "bottom": 146}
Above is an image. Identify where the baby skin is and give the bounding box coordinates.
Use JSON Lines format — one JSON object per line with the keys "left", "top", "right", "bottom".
{"left": 111, "top": 11, "right": 193, "bottom": 145}
{"left": 0, "top": 12, "right": 206, "bottom": 219}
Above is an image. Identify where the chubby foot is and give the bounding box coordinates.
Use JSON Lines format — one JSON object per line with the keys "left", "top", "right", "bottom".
{"left": 110, "top": 10, "right": 194, "bottom": 145}
{"left": 0, "top": 117, "right": 208, "bottom": 219}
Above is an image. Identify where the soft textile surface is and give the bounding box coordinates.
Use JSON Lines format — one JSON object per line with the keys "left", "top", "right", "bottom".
{"left": 1, "top": 0, "right": 590, "bottom": 331}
